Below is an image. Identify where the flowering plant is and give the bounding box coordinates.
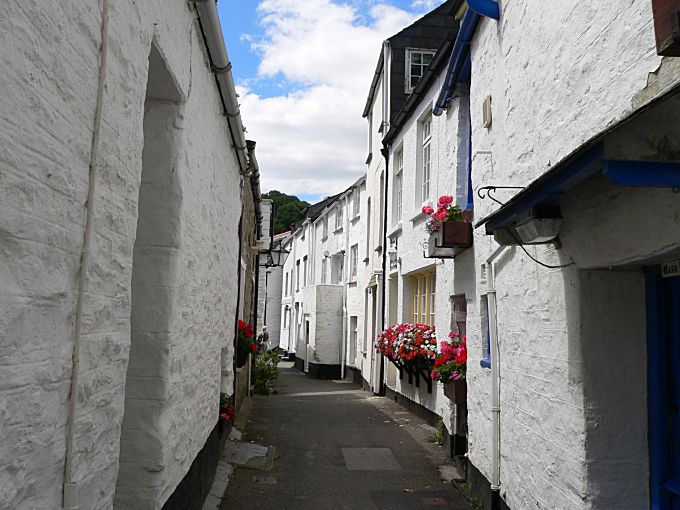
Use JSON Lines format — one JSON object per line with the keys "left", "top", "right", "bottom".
{"left": 430, "top": 332, "right": 467, "bottom": 383}
{"left": 237, "top": 320, "right": 257, "bottom": 366}
{"left": 422, "top": 195, "right": 464, "bottom": 235}
{"left": 219, "top": 393, "right": 235, "bottom": 422}
{"left": 375, "top": 323, "right": 437, "bottom": 363}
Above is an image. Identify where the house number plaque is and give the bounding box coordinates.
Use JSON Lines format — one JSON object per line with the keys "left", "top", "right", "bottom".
{"left": 661, "top": 259, "right": 680, "bottom": 278}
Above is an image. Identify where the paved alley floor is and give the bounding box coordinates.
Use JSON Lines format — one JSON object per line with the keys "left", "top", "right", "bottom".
{"left": 220, "top": 362, "right": 471, "bottom": 510}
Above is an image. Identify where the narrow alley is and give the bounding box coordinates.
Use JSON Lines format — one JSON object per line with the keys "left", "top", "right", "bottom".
{"left": 219, "top": 363, "right": 471, "bottom": 510}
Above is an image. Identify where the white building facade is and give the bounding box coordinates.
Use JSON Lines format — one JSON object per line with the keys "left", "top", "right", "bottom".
{"left": 0, "top": 1, "right": 260, "bottom": 509}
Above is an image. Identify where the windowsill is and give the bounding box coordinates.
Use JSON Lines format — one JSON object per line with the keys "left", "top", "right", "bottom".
{"left": 480, "top": 358, "right": 491, "bottom": 369}
{"left": 351, "top": 215, "right": 361, "bottom": 224}
{"left": 321, "top": 235, "right": 328, "bottom": 242}
{"left": 334, "top": 227, "right": 344, "bottom": 234}
{"left": 348, "top": 279, "right": 357, "bottom": 287}
{"left": 374, "top": 245, "right": 382, "bottom": 254}
{"left": 388, "top": 222, "right": 402, "bottom": 238}
{"left": 363, "top": 257, "right": 370, "bottom": 264}
{"left": 410, "top": 209, "right": 429, "bottom": 224}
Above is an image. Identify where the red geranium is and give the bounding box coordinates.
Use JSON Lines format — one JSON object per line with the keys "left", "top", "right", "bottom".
{"left": 431, "top": 332, "right": 467, "bottom": 383}
{"left": 375, "top": 323, "right": 437, "bottom": 363}
{"left": 424, "top": 194, "right": 465, "bottom": 235}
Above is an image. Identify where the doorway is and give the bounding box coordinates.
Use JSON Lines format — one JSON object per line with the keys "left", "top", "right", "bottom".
{"left": 648, "top": 271, "right": 680, "bottom": 510}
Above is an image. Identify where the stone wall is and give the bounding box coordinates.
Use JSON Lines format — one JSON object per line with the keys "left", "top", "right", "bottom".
{"left": 0, "top": 2, "right": 242, "bottom": 508}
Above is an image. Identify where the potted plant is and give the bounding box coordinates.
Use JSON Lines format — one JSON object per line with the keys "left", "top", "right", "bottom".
{"left": 236, "top": 320, "right": 258, "bottom": 368}
{"left": 431, "top": 332, "right": 467, "bottom": 404}
{"left": 423, "top": 195, "right": 472, "bottom": 258}
{"left": 219, "top": 393, "right": 236, "bottom": 433}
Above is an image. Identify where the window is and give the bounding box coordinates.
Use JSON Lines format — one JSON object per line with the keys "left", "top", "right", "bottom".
{"left": 333, "top": 254, "right": 344, "bottom": 284}
{"left": 284, "top": 305, "right": 290, "bottom": 328}
{"left": 321, "top": 258, "right": 328, "bottom": 284}
{"left": 322, "top": 217, "right": 328, "bottom": 239}
{"left": 366, "top": 198, "right": 371, "bottom": 259}
{"left": 303, "top": 256, "right": 308, "bottom": 287}
{"left": 335, "top": 205, "right": 343, "bottom": 231}
{"left": 393, "top": 149, "right": 403, "bottom": 224}
{"left": 349, "top": 316, "right": 358, "bottom": 364}
{"left": 285, "top": 272, "right": 289, "bottom": 296}
{"left": 421, "top": 115, "right": 432, "bottom": 202}
{"left": 353, "top": 191, "right": 360, "bottom": 218}
{"left": 350, "top": 244, "right": 358, "bottom": 280}
{"left": 410, "top": 270, "right": 436, "bottom": 325}
{"left": 406, "top": 49, "right": 436, "bottom": 93}
{"left": 296, "top": 260, "right": 300, "bottom": 291}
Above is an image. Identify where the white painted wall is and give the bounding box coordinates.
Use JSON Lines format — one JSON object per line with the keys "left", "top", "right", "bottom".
{"left": 0, "top": 2, "right": 242, "bottom": 508}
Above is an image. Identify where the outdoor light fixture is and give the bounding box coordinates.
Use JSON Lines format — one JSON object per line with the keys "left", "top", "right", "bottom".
{"left": 513, "top": 205, "right": 562, "bottom": 244}
{"left": 266, "top": 243, "right": 290, "bottom": 267}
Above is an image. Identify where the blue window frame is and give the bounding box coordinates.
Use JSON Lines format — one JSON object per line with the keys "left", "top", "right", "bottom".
{"left": 480, "top": 294, "right": 491, "bottom": 368}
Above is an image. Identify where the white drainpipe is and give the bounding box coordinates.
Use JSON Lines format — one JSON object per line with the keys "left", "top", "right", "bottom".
{"left": 486, "top": 244, "right": 508, "bottom": 502}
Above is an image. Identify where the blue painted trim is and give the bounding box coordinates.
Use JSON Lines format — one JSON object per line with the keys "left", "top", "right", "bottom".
{"left": 604, "top": 160, "right": 680, "bottom": 187}
{"left": 433, "top": 10, "right": 481, "bottom": 116}
{"left": 480, "top": 357, "right": 491, "bottom": 369}
{"left": 467, "top": 0, "right": 500, "bottom": 20}
{"left": 647, "top": 268, "right": 669, "bottom": 510}
{"left": 484, "top": 143, "right": 604, "bottom": 234}
{"left": 466, "top": 106, "right": 474, "bottom": 210}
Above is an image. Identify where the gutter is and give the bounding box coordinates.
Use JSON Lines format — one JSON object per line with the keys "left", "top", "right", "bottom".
{"left": 194, "top": 0, "right": 249, "bottom": 174}
{"left": 433, "top": 8, "right": 481, "bottom": 116}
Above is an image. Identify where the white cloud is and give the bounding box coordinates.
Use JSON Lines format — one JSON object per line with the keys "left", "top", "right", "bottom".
{"left": 237, "top": 0, "right": 432, "bottom": 200}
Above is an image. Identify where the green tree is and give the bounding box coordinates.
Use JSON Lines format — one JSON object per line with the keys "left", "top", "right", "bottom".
{"left": 263, "top": 190, "right": 310, "bottom": 234}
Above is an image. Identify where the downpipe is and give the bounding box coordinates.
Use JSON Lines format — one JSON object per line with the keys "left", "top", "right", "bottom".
{"left": 486, "top": 244, "right": 508, "bottom": 509}
{"left": 63, "top": 0, "right": 109, "bottom": 507}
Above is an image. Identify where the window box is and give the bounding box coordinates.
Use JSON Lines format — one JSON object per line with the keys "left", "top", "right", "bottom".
{"left": 426, "top": 220, "right": 472, "bottom": 259}
{"left": 443, "top": 379, "right": 467, "bottom": 405}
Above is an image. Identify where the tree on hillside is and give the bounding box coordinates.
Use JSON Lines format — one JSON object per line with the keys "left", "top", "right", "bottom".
{"left": 263, "top": 190, "right": 310, "bottom": 234}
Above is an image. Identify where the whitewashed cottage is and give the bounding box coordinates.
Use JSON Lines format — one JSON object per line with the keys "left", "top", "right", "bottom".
{"left": 0, "top": 1, "right": 263, "bottom": 509}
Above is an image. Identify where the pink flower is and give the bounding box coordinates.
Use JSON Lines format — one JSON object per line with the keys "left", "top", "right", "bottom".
{"left": 422, "top": 205, "right": 434, "bottom": 215}
{"left": 438, "top": 195, "right": 454, "bottom": 206}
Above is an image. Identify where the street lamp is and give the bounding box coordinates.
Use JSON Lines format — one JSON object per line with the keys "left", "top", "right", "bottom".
{"left": 266, "top": 242, "right": 290, "bottom": 267}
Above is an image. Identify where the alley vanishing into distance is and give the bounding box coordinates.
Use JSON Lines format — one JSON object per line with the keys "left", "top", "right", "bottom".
{"left": 219, "top": 363, "right": 471, "bottom": 510}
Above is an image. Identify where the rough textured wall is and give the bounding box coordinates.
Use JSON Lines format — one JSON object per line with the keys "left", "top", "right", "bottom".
{"left": 264, "top": 265, "right": 283, "bottom": 348}
{"left": 0, "top": 2, "right": 241, "bottom": 508}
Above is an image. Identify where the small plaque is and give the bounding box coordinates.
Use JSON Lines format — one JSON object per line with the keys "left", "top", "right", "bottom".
{"left": 662, "top": 259, "right": 680, "bottom": 278}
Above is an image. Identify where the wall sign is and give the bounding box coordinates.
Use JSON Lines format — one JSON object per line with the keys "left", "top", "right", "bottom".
{"left": 662, "top": 259, "right": 680, "bottom": 278}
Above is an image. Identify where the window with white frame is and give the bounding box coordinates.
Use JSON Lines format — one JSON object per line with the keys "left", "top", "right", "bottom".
{"left": 421, "top": 115, "right": 432, "bottom": 202}
{"left": 303, "top": 256, "right": 308, "bottom": 287}
{"left": 406, "top": 49, "right": 436, "bottom": 93}
{"left": 296, "top": 260, "right": 300, "bottom": 291}
{"left": 322, "top": 217, "right": 328, "bottom": 238}
{"left": 409, "top": 270, "right": 436, "bottom": 325}
{"left": 394, "top": 149, "right": 403, "bottom": 224}
{"left": 335, "top": 205, "right": 343, "bottom": 230}
{"left": 321, "top": 258, "right": 327, "bottom": 284}
{"left": 284, "top": 305, "right": 290, "bottom": 328}
{"left": 350, "top": 244, "right": 358, "bottom": 280}
{"left": 353, "top": 190, "right": 360, "bottom": 218}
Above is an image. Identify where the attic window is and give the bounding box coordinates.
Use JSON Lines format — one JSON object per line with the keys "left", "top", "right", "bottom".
{"left": 406, "top": 49, "right": 436, "bottom": 93}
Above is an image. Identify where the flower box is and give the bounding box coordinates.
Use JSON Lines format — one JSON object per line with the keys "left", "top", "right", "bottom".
{"left": 426, "top": 220, "right": 472, "bottom": 259}
{"left": 443, "top": 379, "right": 467, "bottom": 405}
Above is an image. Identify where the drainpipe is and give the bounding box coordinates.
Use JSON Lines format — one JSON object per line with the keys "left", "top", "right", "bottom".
{"left": 194, "top": 0, "right": 249, "bottom": 175}
{"left": 341, "top": 195, "right": 350, "bottom": 380}
{"left": 378, "top": 146, "right": 390, "bottom": 396}
{"left": 486, "top": 244, "right": 508, "bottom": 509}
{"left": 63, "top": 1, "right": 108, "bottom": 507}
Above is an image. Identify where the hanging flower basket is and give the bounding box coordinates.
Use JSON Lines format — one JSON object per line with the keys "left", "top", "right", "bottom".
{"left": 422, "top": 196, "right": 472, "bottom": 259}
{"left": 431, "top": 332, "right": 467, "bottom": 405}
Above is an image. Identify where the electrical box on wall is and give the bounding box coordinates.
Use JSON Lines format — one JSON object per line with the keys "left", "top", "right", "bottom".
{"left": 482, "top": 95, "right": 492, "bottom": 128}
{"left": 651, "top": 0, "right": 680, "bottom": 56}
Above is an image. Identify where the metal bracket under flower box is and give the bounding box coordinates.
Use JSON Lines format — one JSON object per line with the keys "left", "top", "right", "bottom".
{"left": 425, "top": 221, "right": 473, "bottom": 259}
{"left": 388, "top": 358, "right": 433, "bottom": 393}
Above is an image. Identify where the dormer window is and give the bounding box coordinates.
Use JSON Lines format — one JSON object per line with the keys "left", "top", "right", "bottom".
{"left": 405, "top": 49, "right": 436, "bottom": 93}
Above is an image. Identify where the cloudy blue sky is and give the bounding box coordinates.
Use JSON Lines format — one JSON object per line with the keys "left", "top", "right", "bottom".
{"left": 217, "top": 0, "right": 443, "bottom": 203}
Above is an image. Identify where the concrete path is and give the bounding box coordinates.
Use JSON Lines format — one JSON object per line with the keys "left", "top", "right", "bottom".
{"left": 220, "top": 362, "right": 471, "bottom": 510}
